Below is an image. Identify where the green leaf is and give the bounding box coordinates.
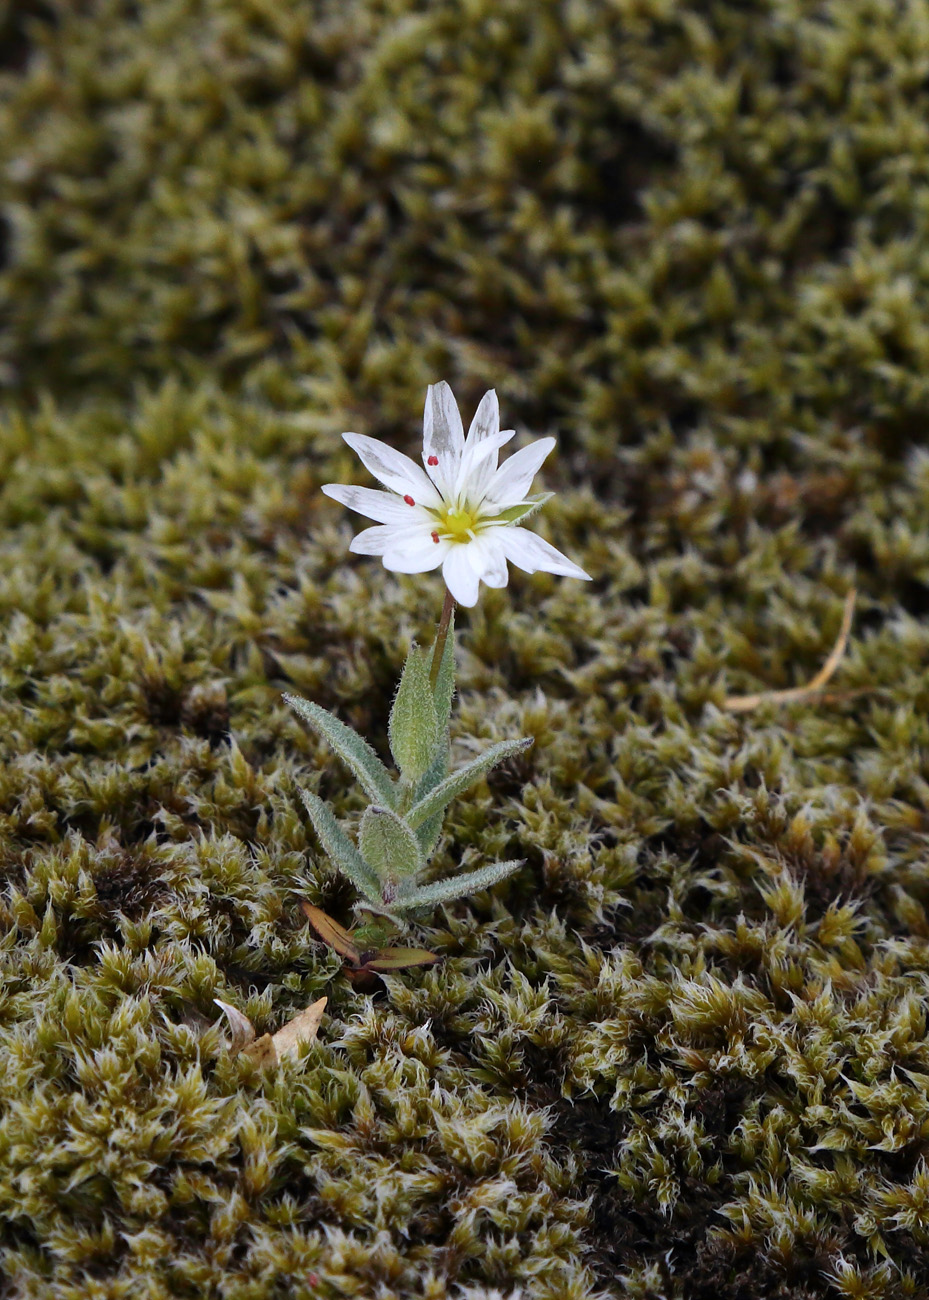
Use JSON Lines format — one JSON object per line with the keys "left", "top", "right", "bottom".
{"left": 398, "top": 860, "right": 524, "bottom": 909}
{"left": 412, "top": 739, "right": 449, "bottom": 855}
{"left": 285, "top": 694, "right": 397, "bottom": 809}
{"left": 414, "top": 811, "right": 445, "bottom": 857}
{"left": 405, "top": 737, "right": 533, "bottom": 830}
{"left": 299, "top": 788, "right": 381, "bottom": 902}
{"left": 492, "top": 493, "right": 553, "bottom": 525}
{"left": 359, "top": 805, "right": 424, "bottom": 880}
{"left": 388, "top": 644, "right": 439, "bottom": 783}
{"left": 431, "top": 613, "right": 455, "bottom": 733}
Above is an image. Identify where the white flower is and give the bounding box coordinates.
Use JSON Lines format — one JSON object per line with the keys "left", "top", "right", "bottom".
{"left": 322, "top": 383, "right": 591, "bottom": 607}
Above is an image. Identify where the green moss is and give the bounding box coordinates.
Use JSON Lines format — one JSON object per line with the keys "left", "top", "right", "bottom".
{"left": 3, "top": 0, "right": 929, "bottom": 1296}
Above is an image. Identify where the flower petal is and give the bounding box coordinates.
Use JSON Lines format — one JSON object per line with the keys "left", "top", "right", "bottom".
{"left": 422, "top": 382, "right": 465, "bottom": 495}
{"left": 383, "top": 531, "right": 450, "bottom": 574}
{"left": 471, "top": 532, "right": 509, "bottom": 588}
{"left": 343, "top": 433, "right": 442, "bottom": 508}
{"left": 349, "top": 525, "right": 421, "bottom": 556}
{"left": 466, "top": 390, "right": 499, "bottom": 447}
{"left": 323, "top": 483, "right": 426, "bottom": 524}
{"left": 482, "top": 437, "right": 556, "bottom": 507}
{"left": 442, "top": 544, "right": 483, "bottom": 607}
{"left": 456, "top": 428, "right": 515, "bottom": 500}
{"left": 498, "top": 527, "right": 591, "bottom": 580}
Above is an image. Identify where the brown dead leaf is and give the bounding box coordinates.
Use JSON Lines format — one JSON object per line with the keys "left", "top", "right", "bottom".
{"left": 299, "top": 901, "right": 441, "bottom": 990}
{"left": 365, "top": 948, "right": 441, "bottom": 971}
{"left": 301, "top": 902, "right": 361, "bottom": 962}
{"left": 214, "top": 998, "right": 256, "bottom": 1054}
{"left": 246, "top": 997, "right": 327, "bottom": 1065}
{"left": 214, "top": 996, "right": 327, "bottom": 1067}
{"left": 240, "top": 1032, "right": 277, "bottom": 1066}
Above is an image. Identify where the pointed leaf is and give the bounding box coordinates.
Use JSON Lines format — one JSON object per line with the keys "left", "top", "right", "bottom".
{"left": 301, "top": 902, "right": 361, "bottom": 963}
{"left": 365, "top": 947, "right": 441, "bottom": 971}
{"left": 414, "top": 808, "right": 446, "bottom": 858}
{"left": 405, "top": 737, "right": 533, "bottom": 830}
{"left": 388, "top": 645, "right": 439, "bottom": 783}
{"left": 412, "top": 739, "right": 450, "bottom": 855}
{"left": 285, "top": 694, "right": 396, "bottom": 808}
{"left": 214, "top": 999, "right": 256, "bottom": 1054}
{"left": 397, "top": 860, "right": 524, "bottom": 909}
{"left": 493, "top": 493, "right": 553, "bottom": 525}
{"left": 299, "top": 788, "right": 381, "bottom": 901}
{"left": 359, "top": 805, "right": 424, "bottom": 879}
{"left": 431, "top": 614, "right": 455, "bottom": 733}
{"left": 243, "top": 997, "right": 327, "bottom": 1066}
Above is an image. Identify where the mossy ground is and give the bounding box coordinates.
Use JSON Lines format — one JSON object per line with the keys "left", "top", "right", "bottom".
{"left": 2, "top": 1, "right": 929, "bottom": 1296}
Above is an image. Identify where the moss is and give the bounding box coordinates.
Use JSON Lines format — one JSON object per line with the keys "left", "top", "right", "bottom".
{"left": 3, "top": 0, "right": 929, "bottom": 1296}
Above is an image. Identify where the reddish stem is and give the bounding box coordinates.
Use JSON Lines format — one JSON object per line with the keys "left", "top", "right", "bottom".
{"left": 429, "top": 588, "right": 455, "bottom": 688}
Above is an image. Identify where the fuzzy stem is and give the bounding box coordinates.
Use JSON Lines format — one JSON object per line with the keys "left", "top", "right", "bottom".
{"left": 429, "top": 588, "right": 455, "bottom": 688}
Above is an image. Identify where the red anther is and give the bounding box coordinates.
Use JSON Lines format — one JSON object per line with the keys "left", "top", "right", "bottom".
{"left": 403, "top": 494, "right": 415, "bottom": 506}
{"left": 427, "top": 455, "right": 439, "bottom": 466}
{"left": 431, "top": 531, "right": 440, "bottom": 543}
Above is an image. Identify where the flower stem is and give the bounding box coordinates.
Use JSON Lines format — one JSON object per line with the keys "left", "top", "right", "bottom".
{"left": 429, "top": 588, "right": 456, "bottom": 688}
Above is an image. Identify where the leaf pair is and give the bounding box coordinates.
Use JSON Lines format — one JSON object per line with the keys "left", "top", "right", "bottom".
{"left": 287, "top": 619, "right": 532, "bottom": 919}
{"left": 302, "top": 902, "right": 438, "bottom": 991}
{"left": 214, "top": 996, "right": 327, "bottom": 1067}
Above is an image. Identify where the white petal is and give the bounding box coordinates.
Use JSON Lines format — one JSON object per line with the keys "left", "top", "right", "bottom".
{"left": 482, "top": 437, "right": 556, "bottom": 506}
{"left": 323, "top": 483, "right": 426, "bottom": 524}
{"left": 471, "top": 532, "right": 509, "bottom": 588}
{"left": 442, "top": 544, "right": 483, "bottom": 607}
{"left": 383, "top": 531, "right": 450, "bottom": 574}
{"left": 498, "top": 528, "right": 591, "bottom": 580}
{"left": 422, "top": 382, "right": 465, "bottom": 496}
{"left": 343, "top": 433, "right": 442, "bottom": 508}
{"left": 466, "top": 390, "right": 499, "bottom": 447}
{"left": 456, "top": 428, "right": 515, "bottom": 500}
{"left": 349, "top": 524, "right": 423, "bottom": 556}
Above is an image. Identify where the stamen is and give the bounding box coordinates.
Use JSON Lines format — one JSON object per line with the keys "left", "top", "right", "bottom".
{"left": 427, "top": 455, "right": 439, "bottom": 466}
{"left": 403, "top": 495, "right": 414, "bottom": 506}
{"left": 431, "top": 531, "right": 440, "bottom": 543}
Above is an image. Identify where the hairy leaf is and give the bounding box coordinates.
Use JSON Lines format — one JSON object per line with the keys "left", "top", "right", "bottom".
{"left": 412, "top": 740, "right": 450, "bottom": 854}
{"left": 399, "top": 859, "right": 524, "bottom": 908}
{"left": 388, "top": 644, "right": 439, "bottom": 783}
{"left": 493, "top": 493, "right": 553, "bottom": 525}
{"left": 285, "top": 694, "right": 396, "bottom": 808}
{"left": 299, "top": 788, "right": 381, "bottom": 901}
{"left": 359, "top": 804, "right": 423, "bottom": 879}
{"left": 405, "top": 737, "right": 533, "bottom": 830}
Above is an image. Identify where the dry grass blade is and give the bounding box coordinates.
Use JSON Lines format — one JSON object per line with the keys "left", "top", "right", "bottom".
{"left": 723, "top": 589, "right": 857, "bottom": 713}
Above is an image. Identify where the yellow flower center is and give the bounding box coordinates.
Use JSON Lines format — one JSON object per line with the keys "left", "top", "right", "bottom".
{"left": 438, "top": 505, "right": 480, "bottom": 543}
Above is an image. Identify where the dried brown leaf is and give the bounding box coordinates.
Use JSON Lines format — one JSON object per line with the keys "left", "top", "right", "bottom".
{"left": 365, "top": 947, "right": 441, "bottom": 971}
{"left": 214, "top": 998, "right": 256, "bottom": 1054}
{"left": 301, "top": 902, "right": 361, "bottom": 963}
{"left": 241, "top": 996, "right": 328, "bottom": 1067}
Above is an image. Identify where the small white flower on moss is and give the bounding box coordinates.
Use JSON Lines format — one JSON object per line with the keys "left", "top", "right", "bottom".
{"left": 323, "top": 382, "right": 591, "bottom": 607}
